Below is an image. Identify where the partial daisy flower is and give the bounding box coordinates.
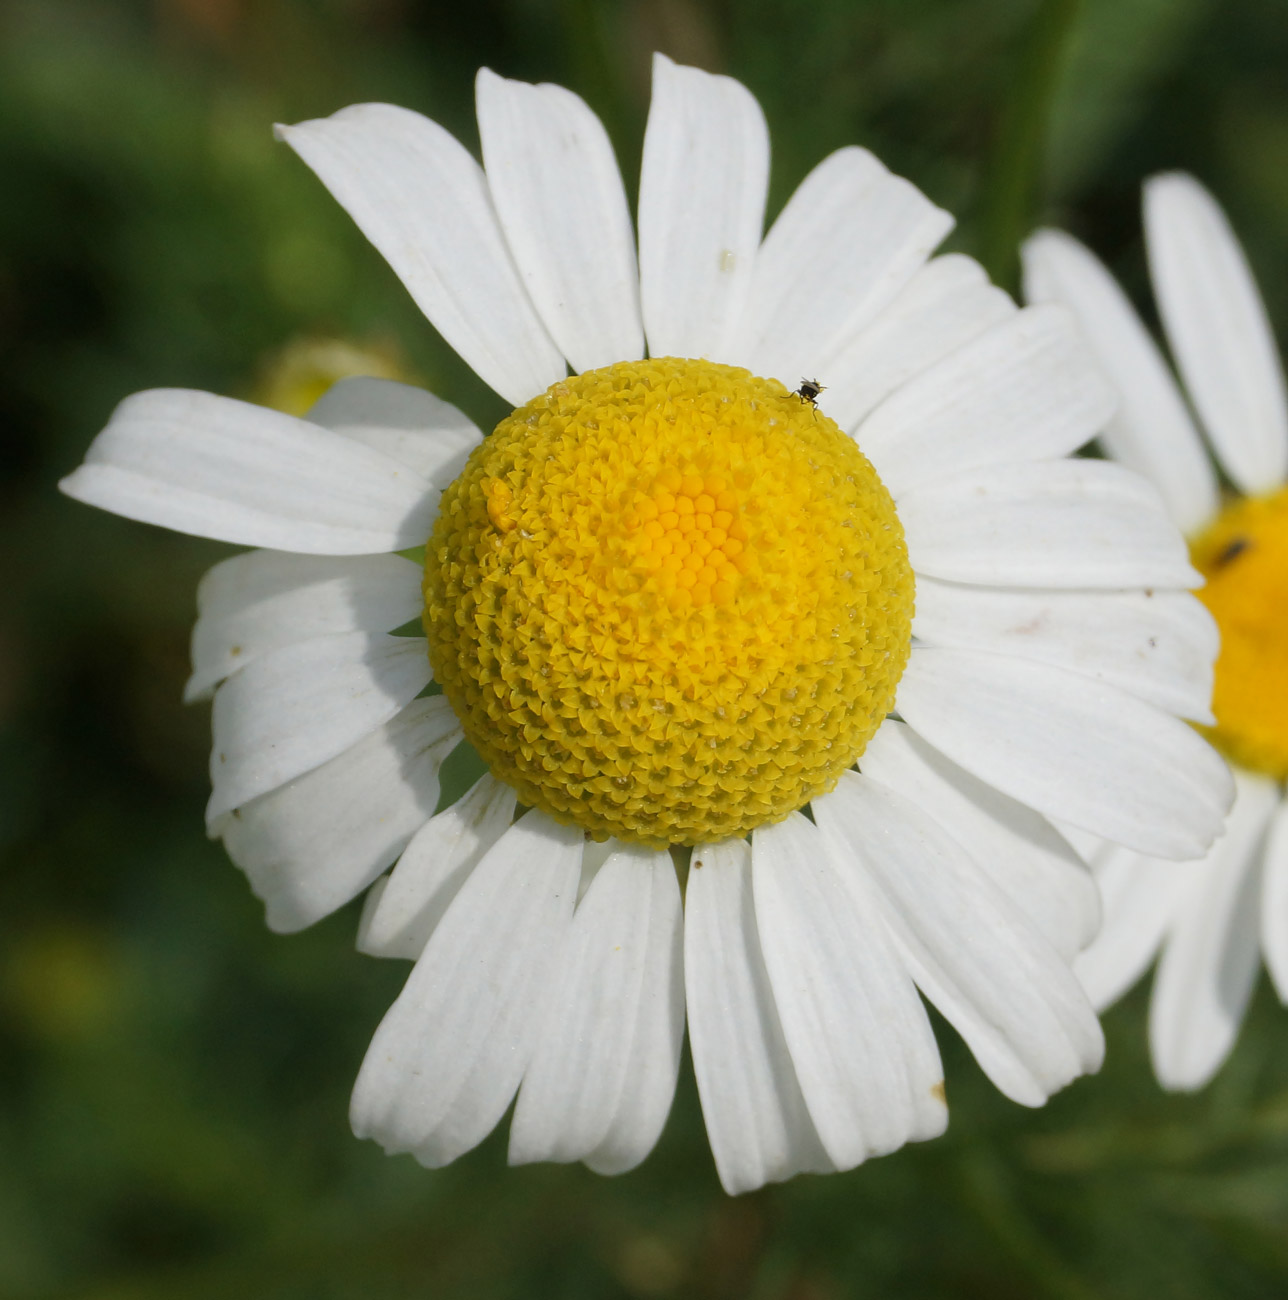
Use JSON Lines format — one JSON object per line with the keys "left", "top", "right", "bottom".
{"left": 253, "top": 335, "right": 409, "bottom": 417}
{"left": 1025, "top": 173, "right": 1288, "bottom": 1092}
{"left": 62, "top": 57, "right": 1230, "bottom": 1194}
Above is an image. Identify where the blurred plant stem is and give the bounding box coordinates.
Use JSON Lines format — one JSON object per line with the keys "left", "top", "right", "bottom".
{"left": 960, "top": 1147, "right": 1099, "bottom": 1300}
{"left": 980, "top": 0, "right": 1082, "bottom": 293}
{"left": 561, "top": 0, "right": 642, "bottom": 204}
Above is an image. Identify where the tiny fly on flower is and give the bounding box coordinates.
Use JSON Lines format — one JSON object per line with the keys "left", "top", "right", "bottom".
{"left": 795, "top": 378, "right": 825, "bottom": 408}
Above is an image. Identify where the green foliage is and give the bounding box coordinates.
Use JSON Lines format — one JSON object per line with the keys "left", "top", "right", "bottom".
{"left": 2, "top": 0, "right": 1287, "bottom": 1295}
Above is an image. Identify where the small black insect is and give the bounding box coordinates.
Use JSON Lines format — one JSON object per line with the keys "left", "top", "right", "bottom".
{"left": 1215, "top": 536, "right": 1251, "bottom": 568}
{"left": 795, "top": 377, "right": 825, "bottom": 408}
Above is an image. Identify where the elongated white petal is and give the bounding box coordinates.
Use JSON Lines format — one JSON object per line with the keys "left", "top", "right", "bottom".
{"left": 1022, "top": 228, "right": 1218, "bottom": 533}
{"left": 897, "top": 648, "right": 1233, "bottom": 859}
{"left": 59, "top": 389, "right": 436, "bottom": 553}
{"left": 1145, "top": 173, "right": 1288, "bottom": 494}
{"left": 476, "top": 69, "right": 643, "bottom": 372}
{"left": 1261, "top": 798, "right": 1288, "bottom": 1003}
{"left": 752, "top": 814, "right": 946, "bottom": 1169}
{"left": 816, "top": 773, "right": 1103, "bottom": 1106}
{"left": 685, "top": 838, "right": 833, "bottom": 1195}
{"left": 221, "top": 696, "right": 460, "bottom": 932}
{"left": 306, "top": 376, "right": 482, "bottom": 485}
{"left": 857, "top": 306, "right": 1114, "bottom": 499}
{"left": 509, "top": 845, "right": 684, "bottom": 1174}
{"left": 734, "top": 146, "right": 952, "bottom": 384}
{"left": 357, "top": 774, "right": 517, "bottom": 959}
{"left": 277, "top": 104, "right": 564, "bottom": 406}
{"left": 1074, "top": 845, "right": 1202, "bottom": 1011}
{"left": 638, "top": 53, "right": 768, "bottom": 362}
{"left": 186, "top": 551, "right": 423, "bottom": 702}
{"left": 206, "top": 632, "right": 431, "bottom": 823}
{"left": 912, "top": 578, "right": 1218, "bottom": 724}
{"left": 1149, "top": 771, "right": 1279, "bottom": 1090}
{"left": 901, "top": 459, "right": 1200, "bottom": 589}
{"left": 821, "top": 254, "right": 1015, "bottom": 433}
{"left": 351, "top": 811, "right": 583, "bottom": 1167}
{"left": 857, "top": 719, "right": 1098, "bottom": 960}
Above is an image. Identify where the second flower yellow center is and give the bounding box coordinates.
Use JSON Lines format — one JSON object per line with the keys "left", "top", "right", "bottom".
{"left": 1191, "top": 484, "right": 1288, "bottom": 780}
{"left": 424, "top": 358, "right": 914, "bottom": 846}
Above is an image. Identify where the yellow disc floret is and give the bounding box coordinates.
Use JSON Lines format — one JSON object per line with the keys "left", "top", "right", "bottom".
{"left": 424, "top": 357, "right": 913, "bottom": 846}
{"left": 1191, "top": 484, "right": 1288, "bottom": 780}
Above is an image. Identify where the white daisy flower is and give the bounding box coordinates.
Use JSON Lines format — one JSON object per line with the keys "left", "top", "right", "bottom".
{"left": 62, "top": 57, "right": 1230, "bottom": 1194}
{"left": 1024, "top": 172, "right": 1288, "bottom": 1092}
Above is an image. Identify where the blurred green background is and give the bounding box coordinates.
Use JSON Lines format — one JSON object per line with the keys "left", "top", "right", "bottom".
{"left": 3, "top": 0, "right": 1288, "bottom": 1296}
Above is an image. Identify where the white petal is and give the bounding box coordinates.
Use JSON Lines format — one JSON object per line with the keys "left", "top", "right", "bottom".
{"left": 206, "top": 632, "right": 432, "bottom": 823}
{"left": 356, "top": 774, "right": 517, "bottom": 960}
{"left": 1053, "top": 821, "right": 1107, "bottom": 865}
{"left": 509, "top": 845, "right": 684, "bottom": 1175}
{"left": 306, "top": 376, "right": 482, "bottom": 485}
{"left": 1149, "top": 771, "right": 1280, "bottom": 1090}
{"left": 684, "top": 838, "right": 833, "bottom": 1195}
{"left": 1022, "top": 228, "right": 1218, "bottom": 533}
{"left": 637, "top": 54, "right": 768, "bottom": 362}
{"left": 820, "top": 254, "right": 1015, "bottom": 433}
{"left": 912, "top": 577, "right": 1218, "bottom": 724}
{"left": 1260, "top": 797, "right": 1288, "bottom": 1003}
{"left": 856, "top": 305, "right": 1114, "bottom": 499}
{"left": 1145, "top": 173, "right": 1288, "bottom": 494}
{"left": 896, "top": 647, "right": 1234, "bottom": 860}
{"left": 857, "top": 718, "right": 1098, "bottom": 961}
{"left": 221, "top": 695, "right": 461, "bottom": 933}
{"left": 476, "top": 69, "right": 643, "bottom": 372}
{"left": 901, "top": 459, "right": 1200, "bottom": 589}
{"left": 187, "top": 551, "right": 423, "bottom": 702}
{"left": 350, "top": 811, "right": 583, "bottom": 1167}
{"left": 815, "top": 773, "right": 1103, "bottom": 1106}
{"left": 1074, "top": 845, "right": 1201, "bottom": 1010}
{"left": 733, "top": 146, "right": 953, "bottom": 384}
{"left": 277, "top": 104, "right": 565, "bottom": 406}
{"left": 751, "top": 814, "right": 946, "bottom": 1169}
{"left": 59, "top": 389, "right": 436, "bottom": 554}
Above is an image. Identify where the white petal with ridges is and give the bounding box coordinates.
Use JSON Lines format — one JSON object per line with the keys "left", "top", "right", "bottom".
{"left": 277, "top": 104, "right": 565, "bottom": 406}
{"left": 351, "top": 811, "right": 583, "bottom": 1167}
{"left": 186, "top": 551, "right": 423, "bottom": 702}
{"left": 59, "top": 389, "right": 436, "bottom": 553}
{"left": 206, "top": 632, "right": 431, "bottom": 822}
{"left": 856, "top": 306, "right": 1114, "bottom": 499}
{"left": 821, "top": 254, "right": 1015, "bottom": 433}
{"left": 357, "top": 773, "right": 517, "bottom": 960}
{"left": 1260, "top": 798, "right": 1288, "bottom": 1003}
{"left": 734, "top": 146, "right": 953, "bottom": 384}
{"left": 912, "top": 578, "right": 1218, "bottom": 724}
{"left": 1149, "top": 771, "right": 1279, "bottom": 1090}
{"left": 1074, "top": 845, "right": 1199, "bottom": 1010}
{"left": 816, "top": 773, "right": 1103, "bottom": 1106}
{"left": 1145, "top": 173, "right": 1288, "bottom": 494}
{"left": 685, "top": 838, "right": 833, "bottom": 1195}
{"left": 752, "top": 814, "right": 946, "bottom": 1170}
{"left": 638, "top": 54, "right": 768, "bottom": 362}
{"left": 1022, "top": 228, "right": 1218, "bottom": 533}
{"left": 476, "top": 69, "right": 643, "bottom": 372}
{"left": 221, "top": 695, "right": 460, "bottom": 933}
{"left": 901, "top": 459, "right": 1200, "bottom": 588}
{"left": 509, "top": 845, "right": 684, "bottom": 1174}
{"left": 896, "top": 648, "right": 1233, "bottom": 859}
{"left": 857, "top": 719, "right": 1098, "bottom": 960}
{"left": 306, "top": 376, "right": 482, "bottom": 485}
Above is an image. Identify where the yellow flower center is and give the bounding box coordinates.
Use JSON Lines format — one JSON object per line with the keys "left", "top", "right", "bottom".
{"left": 1191, "top": 484, "right": 1288, "bottom": 780}
{"left": 424, "top": 358, "right": 913, "bottom": 846}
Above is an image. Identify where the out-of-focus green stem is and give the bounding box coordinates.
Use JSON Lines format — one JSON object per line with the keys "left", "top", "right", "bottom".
{"left": 561, "top": 0, "right": 641, "bottom": 204}
{"left": 980, "top": 0, "right": 1082, "bottom": 294}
